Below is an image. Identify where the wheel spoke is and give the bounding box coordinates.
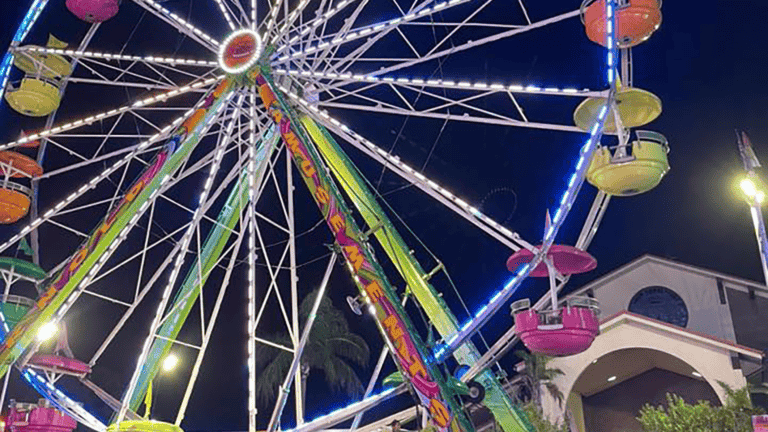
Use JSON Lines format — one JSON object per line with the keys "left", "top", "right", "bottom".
{"left": 131, "top": 0, "right": 221, "bottom": 51}
{"left": 0, "top": 76, "right": 222, "bottom": 152}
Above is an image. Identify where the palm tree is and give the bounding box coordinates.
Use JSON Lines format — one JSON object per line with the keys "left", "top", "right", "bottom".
{"left": 254, "top": 288, "right": 370, "bottom": 408}
{"left": 514, "top": 350, "right": 565, "bottom": 410}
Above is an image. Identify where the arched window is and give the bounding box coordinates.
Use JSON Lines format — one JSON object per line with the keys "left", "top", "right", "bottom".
{"left": 628, "top": 286, "right": 689, "bottom": 327}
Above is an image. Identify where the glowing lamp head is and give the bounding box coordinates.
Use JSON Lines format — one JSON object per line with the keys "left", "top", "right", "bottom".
{"left": 218, "top": 29, "right": 263, "bottom": 74}
{"left": 162, "top": 353, "right": 179, "bottom": 372}
{"left": 37, "top": 322, "right": 58, "bottom": 342}
{"left": 741, "top": 178, "right": 758, "bottom": 197}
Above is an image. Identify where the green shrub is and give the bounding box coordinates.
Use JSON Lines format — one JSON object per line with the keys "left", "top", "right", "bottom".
{"left": 637, "top": 384, "right": 764, "bottom": 432}
{"left": 521, "top": 403, "right": 570, "bottom": 432}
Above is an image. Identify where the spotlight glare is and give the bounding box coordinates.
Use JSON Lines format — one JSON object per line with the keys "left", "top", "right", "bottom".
{"left": 741, "top": 178, "right": 758, "bottom": 198}
{"left": 37, "top": 322, "right": 58, "bottom": 342}
{"left": 162, "top": 354, "right": 179, "bottom": 372}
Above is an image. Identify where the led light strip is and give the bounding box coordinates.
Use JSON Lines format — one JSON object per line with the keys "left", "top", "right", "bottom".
{"left": 264, "top": 0, "right": 283, "bottom": 38}
{"left": 272, "top": 0, "right": 313, "bottom": 43}
{"left": 0, "top": 0, "right": 50, "bottom": 101}
{"left": 17, "top": 46, "right": 219, "bottom": 67}
{"left": 284, "top": 387, "right": 402, "bottom": 432}
{"left": 433, "top": 0, "right": 620, "bottom": 361}
{"left": 0, "top": 88, "right": 224, "bottom": 306}
{"left": 213, "top": 0, "right": 237, "bottom": 31}
{"left": 274, "top": 68, "right": 599, "bottom": 97}
{"left": 246, "top": 90, "right": 258, "bottom": 432}
{"left": 22, "top": 369, "right": 106, "bottom": 431}
{"left": 0, "top": 76, "right": 222, "bottom": 151}
{"left": 0, "top": 121, "right": 184, "bottom": 258}
{"left": 251, "top": 0, "right": 257, "bottom": 29}
{"left": 117, "top": 95, "right": 235, "bottom": 424}
{"left": 136, "top": 0, "right": 220, "bottom": 47}
{"left": 218, "top": 29, "right": 264, "bottom": 74}
{"left": 278, "top": 85, "right": 529, "bottom": 248}
{"left": 272, "top": 0, "right": 471, "bottom": 62}
{"left": 265, "top": 1, "right": 620, "bottom": 427}
{"left": 50, "top": 85, "right": 230, "bottom": 321}
{"left": 280, "top": 0, "right": 356, "bottom": 47}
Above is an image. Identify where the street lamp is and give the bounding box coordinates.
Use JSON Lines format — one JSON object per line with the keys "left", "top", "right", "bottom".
{"left": 740, "top": 178, "right": 765, "bottom": 203}
{"left": 736, "top": 130, "right": 768, "bottom": 285}
{"left": 143, "top": 354, "right": 180, "bottom": 419}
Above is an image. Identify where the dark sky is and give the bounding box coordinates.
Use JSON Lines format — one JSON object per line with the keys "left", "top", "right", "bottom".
{"left": 1, "top": 0, "right": 768, "bottom": 431}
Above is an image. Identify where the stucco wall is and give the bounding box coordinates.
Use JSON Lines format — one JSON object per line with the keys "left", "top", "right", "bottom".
{"left": 589, "top": 260, "right": 737, "bottom": 342}
{"left": 541, "top": 315, "right": 752, "bottom": 425}
{"left": 726, "top": 285, "right": 768, "bottom": 353}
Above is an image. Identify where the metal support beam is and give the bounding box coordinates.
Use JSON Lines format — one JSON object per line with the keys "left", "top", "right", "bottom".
{"left": 267, "top": 253, "right": 338, "bottom": 432}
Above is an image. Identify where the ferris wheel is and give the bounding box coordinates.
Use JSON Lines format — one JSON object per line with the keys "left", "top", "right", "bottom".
{"left": 0, "top": 1, "right": 667, "bottom": 432}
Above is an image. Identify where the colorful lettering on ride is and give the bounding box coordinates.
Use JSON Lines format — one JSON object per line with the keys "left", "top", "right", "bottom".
{"left": 0, "top": 79, "right": 233, "bottom": 357}
{"left": 255, "top": 75, "right": 458, "bottom": 432}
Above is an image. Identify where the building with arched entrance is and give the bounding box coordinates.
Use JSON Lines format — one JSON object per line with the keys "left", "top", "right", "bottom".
{"left": 541, "top": 311, "right": 762, "bottom": 432}
{"left": 535, "top": 255, "right": 768, "bottom": 431}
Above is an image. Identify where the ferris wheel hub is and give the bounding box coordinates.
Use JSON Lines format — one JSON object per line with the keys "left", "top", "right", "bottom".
{"left": 218, "top": 29, "right": 264, "bottom": 75}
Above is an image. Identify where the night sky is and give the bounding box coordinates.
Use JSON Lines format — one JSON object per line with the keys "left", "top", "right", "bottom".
{"left": 1, "top": 0, "right": 768, "bottom": 431}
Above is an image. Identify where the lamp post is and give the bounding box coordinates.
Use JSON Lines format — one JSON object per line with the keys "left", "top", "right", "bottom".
{"left": 736, "top": 130, "right": 768, "bottom": 285}
{"left": 144, "top": 353, "right": 180, "bottom": 419}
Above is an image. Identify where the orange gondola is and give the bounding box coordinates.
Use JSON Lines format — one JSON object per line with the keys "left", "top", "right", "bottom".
{"left": 0, "top": 182, "right": 32, "bottom": 224}
{"left": 0, "top": 151, "right": 43, "bottom": 178}
{"left": 581, "top": 0, "right": 662, "bottom": 48}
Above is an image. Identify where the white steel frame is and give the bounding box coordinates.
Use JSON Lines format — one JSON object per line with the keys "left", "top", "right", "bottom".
{"left": 0, "top": 0, "right": 629, "bottom": 431}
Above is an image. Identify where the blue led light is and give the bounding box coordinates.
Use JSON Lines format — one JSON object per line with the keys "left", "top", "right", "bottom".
{"left": 281, "top": 388, "right": 398, "bottom": 432}
{"left": 431, "top": 0, "right": 618, "bottom": 363}
{"left": 22, "top": 369, "right": 106, "bottom": 431}
{"left": 0, "top": 0, "right": 51, "bottom": 102}
{"left": 490, "top": 291, "right": 503, "bottom": 304}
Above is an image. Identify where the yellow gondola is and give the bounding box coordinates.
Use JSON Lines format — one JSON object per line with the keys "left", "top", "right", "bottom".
{"left": 587, "top": 130, "right": 670, "bottom": 196}
{"left": 106, "top": 421, "right": 183, "bottom": 432}
{"left": 14, "top": 49, "right": 73, "bottom": 79}
{"left": 13, "top": 35, "right": 72, "bottom": 79}
{"left": 573, "top": 87, "right": 662, "bottom": 133}
{"left": 5, "top": 77, "right": 62, "bottom": 117}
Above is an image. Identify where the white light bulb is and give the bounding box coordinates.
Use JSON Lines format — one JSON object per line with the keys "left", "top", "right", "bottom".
{"left": 162, "top": 353, "right": 179, "bottom": 372}
{"left": 37, "top": 322, "right": 58, "bottom": 342}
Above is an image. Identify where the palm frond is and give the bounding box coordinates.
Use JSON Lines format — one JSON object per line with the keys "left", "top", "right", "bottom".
{"left": 255, "top": 288, "right": 371, "bottom": 407}
{"left": 327, "top": 334, "right": 370, "bottom": 367}
{"left": 254, "top": 350, "right": 292, "bottom": 406}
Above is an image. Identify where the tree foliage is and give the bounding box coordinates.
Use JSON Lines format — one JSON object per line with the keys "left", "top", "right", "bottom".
{"left": 254, "top": 288, "right": 370, "bottom": 406}
{"left": 521, "top": 403, "right": 570, "bottom": 432}
{"left": 637, "top": 383, "right": 764, "bottom": 432}
{"left": 515, "top": 350, "right": 565, "bottom": 409}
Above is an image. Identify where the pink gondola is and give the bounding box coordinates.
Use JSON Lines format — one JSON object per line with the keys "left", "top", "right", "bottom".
{"left": 506, "top": 244, "right": 597, "bottom": 277}
{"left": 7, "top": 400, "right": 76, "bottom": 432}
{"left": 65, "top": 0, "right": 120, "bottom": 23}
{"left": 28, "top": 355, "right": 91, "bottom": 376}
{"left": 512, "top": 299, "right": 600, "bottom": 356}
{"left": 508, "top": 239, "right": 601, "bottom": 357}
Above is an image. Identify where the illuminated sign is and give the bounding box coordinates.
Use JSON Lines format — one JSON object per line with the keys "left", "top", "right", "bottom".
{"left": 219, "top": 29, "right": 263, "bottom": 74}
